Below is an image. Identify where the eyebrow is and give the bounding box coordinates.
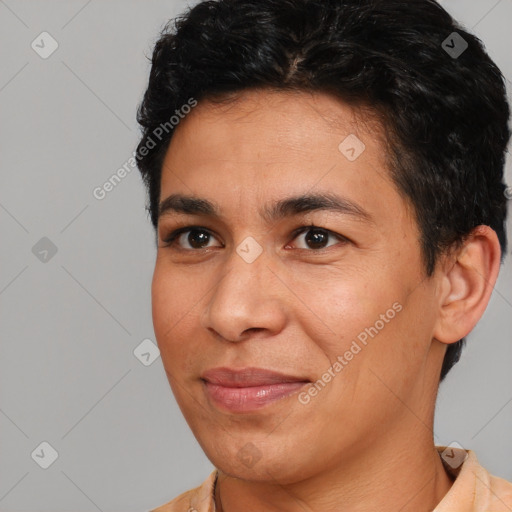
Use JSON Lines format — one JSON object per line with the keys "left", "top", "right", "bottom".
{"left": 158, "top": 192, "right": 373, "bottom": 224}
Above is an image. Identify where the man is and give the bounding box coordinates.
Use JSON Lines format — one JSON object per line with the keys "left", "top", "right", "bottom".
{"left": 135, "top": 0, "right": 512, "bottom": 510}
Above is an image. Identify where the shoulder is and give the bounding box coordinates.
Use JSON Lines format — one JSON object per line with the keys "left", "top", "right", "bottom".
{"left": 467, "top": 450, "right": 512, "bottom": 510}
{"left": 149, "top": 469, "right": 218, "bottom": 512}
{"left": 435, "top": 446, "right": 512, "bottom": 511}
{"left": 486, "top": 472, "right": 512, "bottom": 510}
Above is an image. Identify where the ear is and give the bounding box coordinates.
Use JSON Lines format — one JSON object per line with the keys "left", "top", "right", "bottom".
{"left": 433, "top": 225, "right": 502, "bottom": 345}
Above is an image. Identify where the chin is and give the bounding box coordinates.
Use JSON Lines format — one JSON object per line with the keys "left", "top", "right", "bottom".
{"left": 201, "top": 437, "right": 315, "bottom": 484}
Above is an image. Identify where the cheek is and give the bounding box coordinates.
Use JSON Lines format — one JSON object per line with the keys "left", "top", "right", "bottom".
{"left": 293, "top": 267, "right": 399, "bottom": 356}
{"left": 151, "top": 264, "right": 199, "bottom": 367}
{"left": 303, "top": 272, "right": 425, "bottom": 397}
{"left": 344, "top": 284, "right": 438, "bottom": 395}
{"left": 151, "top": 265, "right": 173, "bottom": 341}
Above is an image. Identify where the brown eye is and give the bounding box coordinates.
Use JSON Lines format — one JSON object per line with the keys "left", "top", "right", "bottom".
{"left": 291, "top": 226, "right": 348, "bottom": 250}
{"left": 184, "top": 229, "right": 211, "bottom": 249}
{"left": 162, "top": 227, "right": 222, "bottom": 250}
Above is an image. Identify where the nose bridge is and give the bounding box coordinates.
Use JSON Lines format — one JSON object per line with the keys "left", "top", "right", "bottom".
{"left": 200, "top": 239, "right": 284, "bottom": 342}
{"left": 217, "top": 231, "right": 270, "bottom": 298}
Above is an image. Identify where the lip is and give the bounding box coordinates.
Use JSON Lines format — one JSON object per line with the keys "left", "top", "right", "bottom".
{"left": 201, "top": 367, "right": 311, "bottom": 413}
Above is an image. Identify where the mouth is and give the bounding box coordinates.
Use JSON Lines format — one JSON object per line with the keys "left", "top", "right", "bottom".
{"left": 201, "top": 367, "right": 311, "bottom": 413}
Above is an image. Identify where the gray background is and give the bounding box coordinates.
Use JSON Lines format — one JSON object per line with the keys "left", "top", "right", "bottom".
{"left": 0, "top": 1, "right": 511, "bottom": 511}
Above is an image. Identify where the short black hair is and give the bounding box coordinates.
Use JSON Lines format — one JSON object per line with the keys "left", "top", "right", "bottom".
{"left": 136, "top": 0, "right": 510, "bottom": 381}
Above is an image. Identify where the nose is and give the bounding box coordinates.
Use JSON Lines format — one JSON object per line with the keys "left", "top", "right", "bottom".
{"left": 200, "top": 245, "right": 287, "bottom": 343}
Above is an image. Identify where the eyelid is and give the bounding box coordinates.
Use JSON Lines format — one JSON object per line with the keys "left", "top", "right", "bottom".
{"left": 160, "top": 224, "right": 350, "bottom": 251}
{"left": 288, "top": 225, "right": 350, "bottom": 249}
{"left": 160, "top": 225, "right": 221, "bottom": 248}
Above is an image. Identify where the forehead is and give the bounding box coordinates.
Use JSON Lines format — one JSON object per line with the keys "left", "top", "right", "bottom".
{"left": 158, "top": 88, "right": 415, "bottom": 231}
{"left": 171, "top": 89, "right": 385, "bottom": 158}
{"left": 162, "top": 89, "right": 388, "bottom": 182}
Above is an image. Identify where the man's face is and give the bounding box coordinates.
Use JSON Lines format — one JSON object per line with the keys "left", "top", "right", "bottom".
{"left": 152, "top": 89, "right": 444, "bottom": 483}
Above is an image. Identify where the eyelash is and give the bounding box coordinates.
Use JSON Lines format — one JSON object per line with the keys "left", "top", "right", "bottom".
{"left": 161, "top": 224, "right": 349, "bottom": 252}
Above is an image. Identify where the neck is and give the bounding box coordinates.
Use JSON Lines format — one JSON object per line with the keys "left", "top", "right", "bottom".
{"left": 215, "top": 431, "right": 454, "bottom": 512}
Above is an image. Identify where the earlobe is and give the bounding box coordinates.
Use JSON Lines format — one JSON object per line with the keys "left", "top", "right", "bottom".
{"left": 433, "top": 225, "right": 502, "bottom": 345}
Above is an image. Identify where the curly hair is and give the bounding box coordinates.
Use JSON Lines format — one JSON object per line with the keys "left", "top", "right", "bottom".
{"left": 136, "top": 0, "right": 510, "bottom": 381}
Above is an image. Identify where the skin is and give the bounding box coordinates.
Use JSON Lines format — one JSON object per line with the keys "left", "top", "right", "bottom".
{"left": 151, "top": 89, "right": 501, "bottom": 511}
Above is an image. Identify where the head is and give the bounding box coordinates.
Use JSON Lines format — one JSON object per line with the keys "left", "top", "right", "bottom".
{"left": 136, "top": 0, "right": 509, "bottom": 483}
